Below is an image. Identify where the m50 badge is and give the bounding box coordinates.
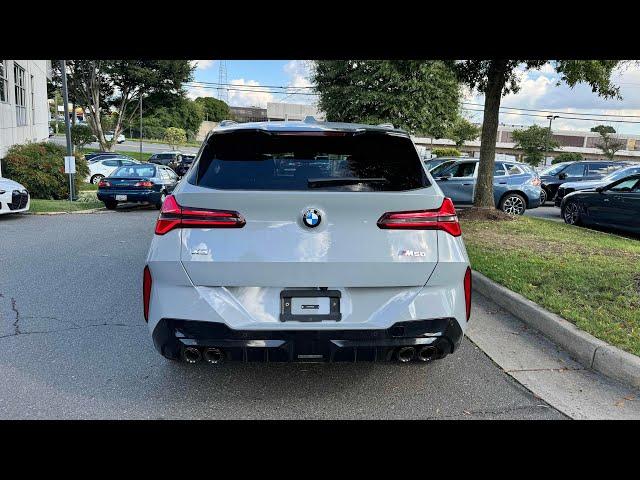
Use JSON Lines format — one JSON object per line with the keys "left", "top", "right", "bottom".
{"left": 399, "top": 250, "right": 427, "bottom": 257}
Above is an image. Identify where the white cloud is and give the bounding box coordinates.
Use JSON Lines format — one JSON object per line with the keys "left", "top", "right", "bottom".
{"left": 190, "top": 60, "right": 214, "bottom": 70}
{"left": 186, "top": 85, "right": 215, "bottom": 100}
{"left": 227, "top": 79, "right": 275, "bottom": 108}
{"left": 281, "top": 60, "right": 315, "bottom": 105}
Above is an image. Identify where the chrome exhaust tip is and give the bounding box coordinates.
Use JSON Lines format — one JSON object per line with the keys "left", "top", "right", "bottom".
{"left": 417, "top": 345, "right": 438, "bottom": 362}
{"left": 397, "top": 346, "right": 416, "bottom": 363}
{"left": 182, "top": 346, "right": 202, "bottom": 364}
{"left": 203, "top": 347, "right": 225, "bottom": 364}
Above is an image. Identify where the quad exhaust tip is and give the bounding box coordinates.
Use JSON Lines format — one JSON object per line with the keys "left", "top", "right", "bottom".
{"left": 182, "top": 346, "right": 202, "bottom": 364}
{"left": 397, "top": 346, "right": 416, "bottom": 363}
{"left": 417, "top": 345, "right": 438, "bottom": 362}
{"left": 203, "top": 347, "right": 225, "bottom": 364}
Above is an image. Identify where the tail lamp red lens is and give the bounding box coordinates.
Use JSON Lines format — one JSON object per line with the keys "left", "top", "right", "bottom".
{"left": 154, "top": 195, "right": 246, "bottom": 235}
{"left": 143, "top": 266, "right": 152, "bottom": 322}
{"left": 464, "top": 267, "right": 472, "bottom": 321}
{"left": 98, "top": 180, "right": 110, "bottom": 188}
{"left": 135, "top": 181, "right": 154, "bottom": 187}
{"left": 377, "top": 197, "right": 461, "bottom": 236}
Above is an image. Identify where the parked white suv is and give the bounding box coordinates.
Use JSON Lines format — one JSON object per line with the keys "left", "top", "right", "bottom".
{"left": 144, "top": 120, "right": 471, "bottom": 364}
{"left": 86, "top": 157, "right": 139, "bottom": 184}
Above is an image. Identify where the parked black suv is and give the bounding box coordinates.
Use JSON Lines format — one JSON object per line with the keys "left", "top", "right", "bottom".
{"left": 148, "top": 152, "right": 183, "bottom": 169}
{"left": 539, "top": 161, "right": 628, "bottom": 204}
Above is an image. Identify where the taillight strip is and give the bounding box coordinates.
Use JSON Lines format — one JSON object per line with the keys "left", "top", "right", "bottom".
{"left": 155, "top": 195, "right": 245, "bottom": 235}
{"left": 377, "top": 198, "right": 461, "bottom": 236}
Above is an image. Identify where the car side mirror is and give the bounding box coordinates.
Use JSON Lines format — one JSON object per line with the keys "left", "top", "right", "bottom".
{"left": 439, "top": 173, "right": 453, "bottom": 180}
{"left": 558, "top": 172, "right": 567, "bottom": 180}
{"left": 596, "top": 186, "right": 605, "bottom": 193}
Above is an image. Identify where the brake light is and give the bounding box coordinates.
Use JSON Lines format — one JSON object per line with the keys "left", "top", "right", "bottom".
{"left": 154, "top": 195, "right": 246, "bottom": 235}
{"left": 143, "top": 266, "right": 152, "bottom": 322}
{"left": 377, "top": 197, "right": 461, "bottom": 236}
{"left": 98, "top": 180, "right": 110, "bottom": 188}
{"left": 464, "top": 267, "right": 472, "bottom": 322}
{"left": 135, "top": 181, "right": 154, "bottom": 187}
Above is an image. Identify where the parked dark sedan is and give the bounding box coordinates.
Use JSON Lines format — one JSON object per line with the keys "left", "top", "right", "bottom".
{"left": 554, "top": 164, "right": 640, "bottom": 206}
{"left": 97, "top": 163, "right": 179, "bottom": 210}
{"left": 560, "top": 174, "right": 640, "bottom": 234}
{"left": 539, "top": 160, "right": 628, "bottom": 204}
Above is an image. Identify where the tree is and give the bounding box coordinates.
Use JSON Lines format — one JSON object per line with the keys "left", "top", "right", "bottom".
{"left": 552, "top": 152, "right": 584, "bottom": 164}
{"left": 446, "top": 116, "right": 480, "bottom": 148}
{"left": 312, "top": 61, "right": 460, "bottom": 138}
{"left": 512, "top": 125, "right": 559, "bottom": 167}
{"left": 594, "top": 129, "right": 626, "bottom": 160}
{"left": 591, "top": 125, "right": 615, "bottom": 134}
{"left": 164, "top": 127, "right": 187, "bottom": 149}
{"left": 56, "top": 60, "right": 193, "bottom": 152}
{"left": 194, "top": 97, "right": 231, "bottom": 122}
{"left": 450, "top": 60, "right": 622, "bottom": 209}
{"left": 71, "top": 124, "right": 96, "bottom": 152}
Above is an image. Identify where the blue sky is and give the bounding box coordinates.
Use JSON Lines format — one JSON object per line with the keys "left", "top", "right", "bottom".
{"left": 190, "top": 60, "right": 640, "bottom": 135}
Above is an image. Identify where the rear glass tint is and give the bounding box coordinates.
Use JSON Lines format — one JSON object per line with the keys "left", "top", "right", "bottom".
{"left": 113, "top": 165, "right": 156, "bottom": 178}
{"left": 190, "top": 130, "right": 429, "bottom": 191}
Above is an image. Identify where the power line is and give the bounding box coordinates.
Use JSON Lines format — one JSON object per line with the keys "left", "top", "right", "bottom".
{"left": 462, "top": 107, "right": 640, "bottom": 125}
{"left": 463, "top": 102, "right": 640, "bottom": 119}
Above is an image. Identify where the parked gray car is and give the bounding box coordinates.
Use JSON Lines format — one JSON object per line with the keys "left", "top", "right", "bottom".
{"left": 429, "top": 159, "right": 542, "bottom": 215}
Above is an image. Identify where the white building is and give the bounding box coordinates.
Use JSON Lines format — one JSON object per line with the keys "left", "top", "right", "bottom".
{"left": 267, "top": 102, "right": 325, "bottom": 121}
{"left": 0, "top": 60, "right": 51, "bottom": 160}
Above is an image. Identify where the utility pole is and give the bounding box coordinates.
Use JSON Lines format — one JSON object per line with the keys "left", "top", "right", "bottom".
{"left": 60, "top": 60, "right": 74, "bottom": 202}
{"left": 546, "top": 115, "right": 559, "bottom": 166}
{"left": 139, "top": 95, "right": 143, "bottom": 155}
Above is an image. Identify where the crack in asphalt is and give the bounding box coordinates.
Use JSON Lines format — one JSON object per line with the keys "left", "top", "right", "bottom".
{"left": 0, "top": 322, "right": 144, "bottom": 340}
{"left": 505, "top": 367, "right": 585, "bottom": 373}
{"left": 10, "top": 297, "right": 20, "bottom": 335}
{"left": 425, "top": 404, "right": 557, "bottom": 420}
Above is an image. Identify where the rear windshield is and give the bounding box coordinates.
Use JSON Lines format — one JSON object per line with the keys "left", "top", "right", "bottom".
{"left": 112, "top": 165, "right": 156, "bottom": 178}
{"left": 190, "top": 130, "right": 429, "bottom": 191}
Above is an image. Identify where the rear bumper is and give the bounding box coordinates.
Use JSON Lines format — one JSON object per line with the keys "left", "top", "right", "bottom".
{"left": 152, "top": 317, "right": 463, "bottom": 363}
{"left": 97, "top": 190, "right": 161, "bottom": 203}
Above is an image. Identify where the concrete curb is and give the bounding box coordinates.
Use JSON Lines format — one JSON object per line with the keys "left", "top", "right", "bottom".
{"left": 472, "top": 270, "right": 640, "bottom": 389}
{"left": 27, "top": 207, "right": 107, "bottom": 215}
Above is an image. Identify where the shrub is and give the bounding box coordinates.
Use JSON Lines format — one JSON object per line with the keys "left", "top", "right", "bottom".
{"left": 2, "top": 142, "right": 89, "bottom": 199}
{"left": 552, "top": 152, "right": 584, "bottom": 164}
{"left": 71, "top": 124, "right": 96, "bottom": 150}
{"left": 432, "top": 147, "right": 461, "bottom": 158}
{"left": 163, "top": 127, "right": 187, "bottom": 149}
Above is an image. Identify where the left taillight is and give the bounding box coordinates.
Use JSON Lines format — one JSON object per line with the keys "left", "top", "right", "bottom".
{"left": 464, "top": 267, "right": 472, "bottom": 322}
{"left": 377, "top": 197, "right": 461, "bottom": 237}
{"left": 143, "top": 266, "right": 152, "bottom": 323}
{"left": 98, "top": 180, "right": 110, "bottom": 188}
{"left": 154, "top": 194, "right": 246, "bottom": 235}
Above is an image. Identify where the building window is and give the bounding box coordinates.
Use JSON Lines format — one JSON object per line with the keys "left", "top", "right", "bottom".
{"left": 30, "top": 75, "right": 35, "bottom": 124}
{"left": 0, "top": 60, "right": 8, "bottom": 102}
{"left": 14, "top": 62, "right": 27, "bottom": 126}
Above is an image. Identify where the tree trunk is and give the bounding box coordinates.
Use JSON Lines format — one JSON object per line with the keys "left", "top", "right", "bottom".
{"left": 474, "top": 60, "right": 508, "bottom": 209}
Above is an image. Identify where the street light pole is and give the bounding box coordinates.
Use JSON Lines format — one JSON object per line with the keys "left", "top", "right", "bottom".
{"left": 60, "top": 60, "right": 74, "bottom": 202}
{"left": 139, "top": 95, "right": 143, "bottom": 155}
{"left": 546, "top": 115, "right": 559, "bottom": 166}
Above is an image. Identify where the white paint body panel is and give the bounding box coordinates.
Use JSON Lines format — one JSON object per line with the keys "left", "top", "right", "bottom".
{"left": 0, "top": 177, "right": 30, "bottom": 215}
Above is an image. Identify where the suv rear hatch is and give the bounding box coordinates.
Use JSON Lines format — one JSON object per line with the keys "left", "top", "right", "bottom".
{"left": 170, "top": 128, "right": 445, "bottom": 288}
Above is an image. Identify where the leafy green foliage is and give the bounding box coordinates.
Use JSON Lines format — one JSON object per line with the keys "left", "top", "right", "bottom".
{"left": 194, "top": 97, "right": 231, "bottom": 122}
{"left": 126, "top": 96, "right": 204, "bottom": 140}
{"left": 163, "top": 127, "right": 187, "bottom": 149}
{"left": 3, "top": 142, "right": 88, "bottom": 200}
{"left": 432, "top": 147, "right": 461, "bottom": 157}
{"left": 591, "top": 125, "right": 616, "bottom": 134}
{"left": 512, "top": 125, "right": 559, "bottom": 166}
{"left": 552, "top": 152, "right": 584, "bottom": 164}
{"left": 313, "top": 60, "right": 460, "bottom": 137}
{"left": 71, "top": 124, "right": 96, "bottom": 150}
{"left": 594, "top": 129, "right": 626, "bottom": 160}
{"left": 446, "top": 117, "right": 480, "bottom": 147}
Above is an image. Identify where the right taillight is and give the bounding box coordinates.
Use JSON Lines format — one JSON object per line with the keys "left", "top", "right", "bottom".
{"left": 377, "top": 197, "right": 461, "bottom": 236}
{"left": 154, "top": 194, "right": 246, "bottom": 235}
{"left": 464, "top": 267, "right": 472, "bottom": 322}
{"left": 143, "top": 265, "right": 152, "bottom": 323}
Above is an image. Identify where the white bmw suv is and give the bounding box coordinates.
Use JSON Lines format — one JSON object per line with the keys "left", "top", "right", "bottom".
{"left": 144, "top": 119, "right": 471, "bottom": 364}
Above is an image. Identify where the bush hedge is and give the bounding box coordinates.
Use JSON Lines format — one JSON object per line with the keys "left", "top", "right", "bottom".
{"left": 431, "top": 147, "right": 461, "bottom": 157}
{"left": 2, "top": 142, "right": 89, "bottom": 199}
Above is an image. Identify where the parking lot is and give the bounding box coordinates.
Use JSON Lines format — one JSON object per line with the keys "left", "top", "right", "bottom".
{"left": 0, "top": 210, "right": 573, "bottom": 419}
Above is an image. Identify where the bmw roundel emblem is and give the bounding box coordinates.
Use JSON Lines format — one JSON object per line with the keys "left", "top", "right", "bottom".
{"left": 302, "top": 209, "right": 321, "bottom": 228}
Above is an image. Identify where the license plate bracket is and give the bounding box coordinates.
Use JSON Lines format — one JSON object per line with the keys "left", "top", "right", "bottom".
{"left": 280, "top": 290, "right": 341, "bottom": 322}
{"left": 115, "top": 194, "right": 127, "bottom": 201}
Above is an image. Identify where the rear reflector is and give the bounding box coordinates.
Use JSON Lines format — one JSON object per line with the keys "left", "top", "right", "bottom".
{"left": 154, "top": 194, "right": 246, "bottom": 235}
{"left": 143, "top": 266, "right": 152, "bottom": 322}
{"left": 464, "top": 267, "right": 472, "bottom": 321}
{"left": 377, "top": 197, "right": 461, "bottom": 236}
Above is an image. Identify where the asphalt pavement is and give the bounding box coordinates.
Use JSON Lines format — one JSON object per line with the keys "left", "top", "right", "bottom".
{"left": 524, "top": 204, "right": 562, "bottom": 221}
{"left": 0, "top": 209, "right": 567, "bottom": 419}
{"left": 49, "top": 135, "right": 200, "bottom": 155}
